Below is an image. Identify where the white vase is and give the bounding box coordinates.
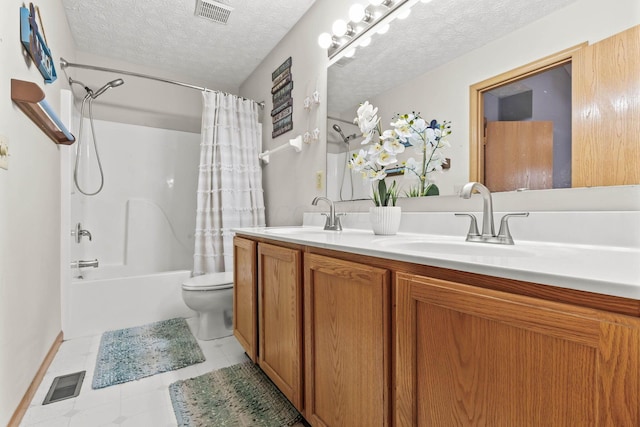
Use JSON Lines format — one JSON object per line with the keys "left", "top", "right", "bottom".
{"left": 369, "top": 206, "right": 402, "bottom": 235}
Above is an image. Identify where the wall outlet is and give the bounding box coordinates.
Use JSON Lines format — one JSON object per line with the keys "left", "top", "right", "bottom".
{"left": 0, "top": 135, "right": 9, "bottom": 170}
{"left": 315, "top": 170, "right": 324, "bottom": 190}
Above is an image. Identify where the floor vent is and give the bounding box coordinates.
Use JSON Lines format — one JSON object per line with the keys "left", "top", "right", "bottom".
{"left": 195, "top": 0, "right": 233, "bottom": 24}
{"left": 42, "top": 371, "right": 85, "bottom": 405}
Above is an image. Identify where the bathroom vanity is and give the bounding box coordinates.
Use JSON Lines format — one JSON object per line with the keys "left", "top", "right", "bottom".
{"left": 232, "top": 217, "right": 639, "bottom": 426}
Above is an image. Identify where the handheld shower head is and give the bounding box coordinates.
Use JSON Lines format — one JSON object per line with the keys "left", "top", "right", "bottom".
{"left": 332, "top": 123, "right": 357, "bottom": 144}
{"left": 91, "top": 79, "right": 124, "bottom": 98}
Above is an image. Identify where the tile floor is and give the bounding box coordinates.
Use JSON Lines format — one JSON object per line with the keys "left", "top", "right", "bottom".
{"left": 20, "top": 318, "right": 248, "bottom": 427}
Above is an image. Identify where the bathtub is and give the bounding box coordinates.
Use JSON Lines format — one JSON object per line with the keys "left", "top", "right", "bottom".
{"left": 63, "top": 267, "right": 195, "bottom": 339}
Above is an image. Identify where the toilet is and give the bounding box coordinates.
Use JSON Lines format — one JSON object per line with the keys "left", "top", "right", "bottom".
{"left": 181, "top": 272, "right": 234, "bottom": 340}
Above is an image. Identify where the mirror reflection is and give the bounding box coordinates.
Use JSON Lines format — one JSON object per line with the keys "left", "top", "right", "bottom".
{"left": 325, "top": 0, "right": 637, "bottom": 201}
{"left": 483, "top": 63, "right": 572, "bottom": 192}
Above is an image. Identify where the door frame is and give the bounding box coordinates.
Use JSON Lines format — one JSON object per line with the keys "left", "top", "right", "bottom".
{"left": 469, "top": 43, "right": 586, "bottom": 184}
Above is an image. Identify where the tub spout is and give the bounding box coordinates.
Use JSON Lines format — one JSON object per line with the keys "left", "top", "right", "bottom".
{"left": 70, "top": 259, "right": 99, "bottom": 269}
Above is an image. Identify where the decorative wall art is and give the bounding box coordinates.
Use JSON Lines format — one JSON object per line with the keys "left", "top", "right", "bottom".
{"left": 271, "top": 57, "right": 293, "bottom": 138}
{"left": 20, "top": 3, "right": 57, "bottom": 83}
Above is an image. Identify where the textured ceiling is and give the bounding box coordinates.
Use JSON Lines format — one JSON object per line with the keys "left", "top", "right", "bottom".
{"left": 328, "top": 0, "right": 579, "bottom": 115}
{"left": 62, "top": 0, "right": 316, "bottom": 92}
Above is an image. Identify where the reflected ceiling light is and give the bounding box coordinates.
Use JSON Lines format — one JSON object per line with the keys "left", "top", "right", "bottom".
{"left": 319, "top": 0, "right": 421, "bottom": 65}
{"left": 359, "top": 37, "right": 372, "bottom": 47}
{"left": 397, "top": 7, "right": 411, "bottom": 19}
{"left": 344, "top": 48, "right": 356, "bottom": 58}
{"left": 376, "top": 23, "right": 390, "bottom": 34}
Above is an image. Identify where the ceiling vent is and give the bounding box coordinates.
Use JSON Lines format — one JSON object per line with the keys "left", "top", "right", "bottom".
{"left": 195, "top": 0, "right": 233, "bottom": 24}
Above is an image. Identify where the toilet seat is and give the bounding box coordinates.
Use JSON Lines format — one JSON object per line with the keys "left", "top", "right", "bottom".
{"left": 182, "top": 272, "right": 234, "bottom": 291}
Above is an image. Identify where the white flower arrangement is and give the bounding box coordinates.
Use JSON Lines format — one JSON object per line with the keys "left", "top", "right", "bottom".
{"left": 349, "top": 101, "right": 452, "bottom": 203}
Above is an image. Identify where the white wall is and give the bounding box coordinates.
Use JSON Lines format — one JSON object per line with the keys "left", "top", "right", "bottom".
{"left": 0, "top": 0, "right": 77, "bottom": 424}
{"left": 69, "top": 119, "right": 200, "bottom": 276}
{"left": 241, "top": 0, "right": 640, "bottom": 225}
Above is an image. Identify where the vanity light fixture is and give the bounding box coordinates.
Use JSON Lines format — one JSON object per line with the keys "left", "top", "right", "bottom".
{"left": 319, "top": 0, "right": 421, "bottom": 65}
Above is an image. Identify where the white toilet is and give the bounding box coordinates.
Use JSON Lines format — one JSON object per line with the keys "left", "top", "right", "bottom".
{"left": 181, "top": 272, "right": 234, "bottom": 340}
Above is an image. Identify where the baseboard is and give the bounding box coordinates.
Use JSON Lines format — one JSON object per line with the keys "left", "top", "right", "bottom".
{"left": 7, "top": 331, "right": 64, "bottom": 427}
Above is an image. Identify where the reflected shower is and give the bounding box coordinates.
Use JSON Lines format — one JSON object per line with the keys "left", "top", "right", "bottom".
{"left": 332, "top": 124, "right": 357, "bottom": 144}
{"left": 68, "top": 77, "right": 125, "bottom": 196}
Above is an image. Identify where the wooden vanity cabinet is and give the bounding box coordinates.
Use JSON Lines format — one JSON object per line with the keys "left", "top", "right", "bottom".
{"left": 304, "top": 253, "right": 392, "bottom": 427}
{"left": 394, "top": 271, "right": 640, "bottom": 427}
{"left": 257, "top": 242, "right": 304, "bottom": 411}
{"left": 233, "top": 236, "right": 258, "bottom": 361}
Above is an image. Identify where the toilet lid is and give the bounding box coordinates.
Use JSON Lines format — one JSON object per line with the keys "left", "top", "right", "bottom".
{"left": 182, "top": 272, "right": 234, "bottom": 291}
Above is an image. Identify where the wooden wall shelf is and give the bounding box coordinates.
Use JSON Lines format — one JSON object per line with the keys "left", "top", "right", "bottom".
{"left": 11, "top": 79, "right": 75, "bottom": 145}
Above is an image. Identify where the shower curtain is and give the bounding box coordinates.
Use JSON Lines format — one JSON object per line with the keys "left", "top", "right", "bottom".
{"left": 193, "top": 91, "right": 265, "bottom": 275}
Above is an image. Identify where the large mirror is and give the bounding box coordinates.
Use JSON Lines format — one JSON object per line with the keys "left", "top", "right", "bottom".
{"left": 326, "top": 0, "right": 638, "bottom": 201}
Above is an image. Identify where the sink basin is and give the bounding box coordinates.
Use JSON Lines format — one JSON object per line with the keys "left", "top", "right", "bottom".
{"left": 379, "top": 238, "right": 534, "bottom": 257}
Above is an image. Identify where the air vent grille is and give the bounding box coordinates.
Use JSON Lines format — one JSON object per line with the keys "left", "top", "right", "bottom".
{"left": 195, "top": 0, "right": 233, "bottom": 24}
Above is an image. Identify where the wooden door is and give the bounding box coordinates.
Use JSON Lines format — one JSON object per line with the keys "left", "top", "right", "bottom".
{"left": 395, "top": 272, "right": 639, "bottom": 426}
{"left": 233, "top": 236, "right": 258, "bottom": 361}
{"left": 304, "top": 253, "right": 391, "bottom": 427}
{"left": 572, "top": 25, "right": 640, "bottom": 187}
{"left": 258, "top": 243, "right": 303, "bottom": 411}
{"left": 485, "top": 121, "right": 553, "bottom": 192}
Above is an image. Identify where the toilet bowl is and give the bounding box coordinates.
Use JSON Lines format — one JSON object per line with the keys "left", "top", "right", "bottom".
{"left": 181, "top": 272, "right": 234, "bottom": 340}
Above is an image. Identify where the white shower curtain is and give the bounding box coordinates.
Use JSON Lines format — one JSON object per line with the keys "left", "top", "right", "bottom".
{"left": 194, "top": 91, "right": 265, "bottom": 275}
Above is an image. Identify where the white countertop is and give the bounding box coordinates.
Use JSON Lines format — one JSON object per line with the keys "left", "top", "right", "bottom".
{"left": 233, "top": 223, "right": 640, "bottom": 300}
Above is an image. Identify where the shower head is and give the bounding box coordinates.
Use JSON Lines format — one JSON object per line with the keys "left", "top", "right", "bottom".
{"left": 91, "top": 79, "right": 124, "bottom": 98}
{"left": 332, "top": 123, "right": 357, "bottom": 144}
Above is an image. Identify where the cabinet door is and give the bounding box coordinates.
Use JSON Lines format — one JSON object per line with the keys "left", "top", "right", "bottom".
{"left": 305, "top": 253, "right": 391, "bottom": 427}
{"left": 233, "top": 236, "right": 258, "bottom": 361}
{"left": 258, "top": 243, "right": 303, "bottom": 411}
{"left": 395, "top": 272, "right": 640, "bottom": 427}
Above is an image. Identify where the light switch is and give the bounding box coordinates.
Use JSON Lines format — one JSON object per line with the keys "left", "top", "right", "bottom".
{"left": 0, "top": 135, "right": 9, "bottom": 170}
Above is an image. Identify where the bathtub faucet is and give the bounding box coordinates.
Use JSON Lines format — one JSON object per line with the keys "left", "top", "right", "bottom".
{"left": 72, "top": 223, "right": 92, "bottom": 243}
{"left": 70, "top": 259, "right": 99, "bottom": 269}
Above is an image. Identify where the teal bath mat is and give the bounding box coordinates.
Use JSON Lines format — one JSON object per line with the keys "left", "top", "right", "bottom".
{"left": 92, "top": 318, "right": 205, "bottom": 389}
{"left": 169, "top": 361, "right": 304, "bottom": 427}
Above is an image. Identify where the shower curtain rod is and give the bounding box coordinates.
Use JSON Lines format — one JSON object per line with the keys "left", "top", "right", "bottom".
{"left": 59, "top": 57, "right": 265, "bottom": 109}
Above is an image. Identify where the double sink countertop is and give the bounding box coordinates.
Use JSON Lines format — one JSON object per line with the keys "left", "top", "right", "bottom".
{"left": 234, "top": 211, "right": 640, "bottom": 300}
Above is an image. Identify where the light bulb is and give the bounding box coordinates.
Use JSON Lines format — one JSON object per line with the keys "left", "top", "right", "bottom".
{"left": 397, "top": 8, "right": 411, "bottom": 19}
{"left": 318, "top": 32, "right": 333, "bottom": 48}
{"left": 359, "top": 37, "right": 371, "bottom": 47}
{"left": 344, "top": 48, "right": 356, "bottom": 58}
{"left": 332, "top": 19, "right": 348, "bottom": 37}
{"left": 349, "top": 3, "right": 366, "bottom": 23}
{"left": 376, "top": 23, "right": 390, "bottom": 34}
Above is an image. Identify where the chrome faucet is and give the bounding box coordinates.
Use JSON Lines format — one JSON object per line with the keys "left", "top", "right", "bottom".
{"left": 455, "top": 182, "right": 529, "bottom": 245}
{"left": 72, "top": 223, "right": 92, "bottom": 243}
{"left": 312, "top": 196, "right": 344, "bottom": 231}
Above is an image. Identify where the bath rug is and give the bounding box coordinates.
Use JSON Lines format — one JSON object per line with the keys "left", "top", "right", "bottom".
{"left": 169, "top": 361, "right": 304, "bottom": 427}
{"left": 92, "top": 317, "right": 205, "bottom": 389}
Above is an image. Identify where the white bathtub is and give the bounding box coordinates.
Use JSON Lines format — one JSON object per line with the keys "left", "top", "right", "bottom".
{"left": 63, "top": 268, "right": 195, "bottom": 339}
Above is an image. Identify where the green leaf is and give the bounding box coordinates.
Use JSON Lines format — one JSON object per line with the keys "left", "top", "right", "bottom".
{"left": 424, "top": 184, "right": 440, "bottom": 196}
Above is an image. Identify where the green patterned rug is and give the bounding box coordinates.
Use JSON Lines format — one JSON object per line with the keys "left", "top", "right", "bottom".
{"left": 169, "top": 362, "right": 304, "bottom": 427}
{"left": 92, "top": 318, "right": 205, "bottom": 389}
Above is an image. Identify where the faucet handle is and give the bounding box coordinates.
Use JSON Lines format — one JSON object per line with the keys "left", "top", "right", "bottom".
{"left": 455, "top": 213, "right": 480, "bottom": 240}
{"left": 497, "top": 212, "right": 529, "bottom": 245}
